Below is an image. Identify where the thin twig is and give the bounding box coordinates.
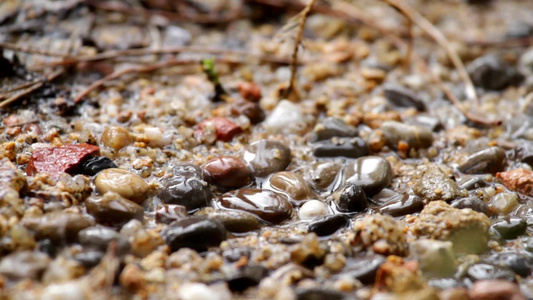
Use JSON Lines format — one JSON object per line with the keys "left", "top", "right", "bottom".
{"left": 381, "top": 0, "right": 479, "bottom": 106}
{"left": 283, "top": 0, "right": 317, "bottom": 100}
{"left": 0, "top": 69, "right": 64, "bottom": 109}
{"left": 403, "top": 18, "right": 413, "bottom": 68}
{"left": 0, "top": 42, "right": 68, "bottom": 57}
{"left": 74, "top": 59, "right": 204, "bottom": 103}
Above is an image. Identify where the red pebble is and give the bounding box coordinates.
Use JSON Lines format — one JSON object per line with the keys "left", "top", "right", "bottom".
{"left": 237, "top": 82, "right": 262, "bottom": 102}
{"left": 26, "top": 143, "right": 100, "bottom": 179}
{"left": 196, "top": 117, "right": 243, "bottom": 142}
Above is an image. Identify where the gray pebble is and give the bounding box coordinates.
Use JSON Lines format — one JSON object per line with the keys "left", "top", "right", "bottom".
{"left": 86, "top": 192, "right": 144, "bottom": 226}
{"left": 312, "top": 137, "right": 369, "bottom": 159}
{"left": 383, "top": 83, "right": 426, "bottom": 111}
{"left": 381, "top": 121, "right": 433, "bottom": 149}
{"left": 161, "top": 217, "right": 226, "bottom": 252}
{"left": 242, "top": 140, "right": 291, "bottom": 177}
{"left": 458, "top": 146, "right": 506, "bottom": 174}
{"left": 159, "top": 165, "right": 212, "bottom": 212}
{"left": 311, "top": 117, "right": 358, "bottom": 142}
{"left": 344, "top": 156, "right": 393, "bottom": 196}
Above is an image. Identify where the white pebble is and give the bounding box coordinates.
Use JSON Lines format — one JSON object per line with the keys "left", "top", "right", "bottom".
{"left": 178, "top": 283, "right": 220, "bottom": 300}
{"left": 299, "top": 200, "right": 328, "bottom": 220}
{"left": 264, "top": 100, "right": 306, "bottom": 134}
{"left": 41, "top": 283, "right": 85, "bottom": 300}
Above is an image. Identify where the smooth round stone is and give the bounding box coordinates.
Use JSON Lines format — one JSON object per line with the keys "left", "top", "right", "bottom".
{"left": 383, "top": 84, "right": 426, "bottom": 111}
{"left": 344, "top": 156, "right": 393, "bottom": 196}
{"left": 311, "top": 117, "right": 358, "bottom": 142}
{"left": 299, "top": 200, "right": 328, "bottom": 220}
{"left": 381, "top": 121, "right": 433, "bottom": 149}
{"left": 492, "top": 217, "right": 527, "bottom": 240}
{"left": 458, "top": 147, "right": 506, "bottom": 174}
{"left": 491, "top": 193, "right": 519, "bottom": 215}
{"left": 155, "top": 204, "right": 187, "bottom": 224}
{"left": 81, "top": 156, "right": 117, "bottom": 176}
{"left": 333, "top": 254, "right": 386, "bottom": 284}
{"left": 451, "top": 197, "right": 489, "bottom": 215}
{"left": 334, "top": 184, "right": 368, "bottom": 213}
{"left": 466, "top": 263, "right": 516, "bottom": 282}
{"left": 161, "top": 217, "right": 226, "bottom": 252}
{"left": 379, "top": 194, "right": 423, "bottom": 217}
{"left": 305, "top": 161, "right": 342, "bottom": 191}
{"left": 269, "top": 171, "right": 317, "bottom": 202}
{"left": 308, "top": 214, "right": 349, "bottom": 236}
{"left": 100, "top": 126, "right": 133, "bottom": 151}
{"left": 202, "top": 156, "right": 251, "bottom": 189}
{"left": 86, "top": 192, "right": 144, "bottom": 226}
{"left": 208, "top": 210, "right": 262, "bottom": 233}
{"left": 159, "top": 165, "right": 212, "bottom": 211}
{"left": 95, "top": 168, "right": 150, "bottom": 204}
{"left": 78, "top": 226, "right": 130, "bottom": 255}
{"left": 312, "top": 137, "right": 369, "bottom": 159}
{"left": 242, "top": 140, "right": 291, "bottom": 177}
{"left": 227, "top": 265, "right": 269, "bottom": 292}
{"left": 485, "top": 253, "right": 532, "bottom": 277}
{"left": 220, "top": 189, "right": 292, "bottom": 224}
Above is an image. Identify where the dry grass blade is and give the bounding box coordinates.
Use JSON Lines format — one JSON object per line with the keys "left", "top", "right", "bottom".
{"left": 381, "top": 0, "right": 479, "bottom": 106}
{"left": 283, "top": 0, "right": 318, "bottom": 100}
{"left": 0, "top": 69, "right": 64, "bottom": 109}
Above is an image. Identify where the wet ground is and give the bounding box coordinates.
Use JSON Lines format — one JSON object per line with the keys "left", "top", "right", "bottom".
{"left": 1, "top": 0, "right": 533, "bottom": 299}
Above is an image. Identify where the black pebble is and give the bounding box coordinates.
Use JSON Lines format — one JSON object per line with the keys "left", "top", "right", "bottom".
{"left": 335, "top": 184, "right": 368, "bottom": 213}
{"left": 491, "top": 217, "right": 527, "bottom": 240}
{"left": 161, "top": 217, "right": 226, "bottom": 252}
{"left": 312, "top": 137, "right": 369, "bottom": 159}
{"left": 82, "top": 156, "right": 117, "bottom": 176}
{"left": 227, "top": 265, "right": 269, "bottom": 292}
{"left": 308, "top": 214, "right": 350, "bottom": 237}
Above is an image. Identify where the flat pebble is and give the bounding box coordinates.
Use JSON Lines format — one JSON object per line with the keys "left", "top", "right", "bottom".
{"left": 305, "top": 161, "right": 342, "bottom": 191}
{"left": 344, "top": 156, "right": 393, "bottom": 196}
{"left": 485, "top": 252, "right": 532, "bottom": 277}
{"left": 26, "top": 144, "right": 100, "bottom": 179}
{"left": 381, "top": 121, "right": 433, "bottom": 149}
{"left": 312, "top": 137, "right": 369, "bottom": 159}
{"left": 491, "top": 217, "right": 527, "bottom": 240}
{"left": 202, "top": 156, "right": 251, "bottom": 189}
{"left": 311, "top": 117, "right": 358, "bottom": 142}
{"left": 81, "top": 156, "right": 117, "bottom": 176}
{"left": 308, "top": 214, "right": 349, "bottom": 236}
{"left": 299, "top": 200, "right": 328, "bottom": 220}
{"left": 458, "top": 147, "right": 506, "bottom": 174}
{"left": 208, "top": 210, "right": 263, "bottom": 233}
{"left": 379, "top": 194, "right": 423, "bottom": 217}
{"left": 383, "top": 83, "right": 426, "bottom": 111}
{"left": 95, "top": 168, "right": 150, "bottom": 204}
{"left": 219, "top": 189, "right": 293, "bottom": 224}
{"left": 269, "top": 171, "right": 317, "bottom": 203}
{"left": 162, "top": 217, "right": 226, "bottom": 252}
{"left": 334, "top": 184, "right": 368, "bottom": 213}
{"left": 159, "top": 164, "right": 212, "bottom": 211}
{"left": 86, "top": 192, "right": 144, "bottom": 226}
{"left": 466, "top": 263, "right": 516, "bottom": 282}
{"left": 333, "top": 254, "right": 386, "bottom": 284}
{"left": 451, "top": 197, "right": 489, "bottom": 215}
{"left": 242, "top": 139, "right": 291, "bottom": 177}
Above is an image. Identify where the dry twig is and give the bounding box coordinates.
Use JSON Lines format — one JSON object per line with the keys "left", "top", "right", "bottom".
{"left": 0, "top": 69, "right": 64, "bottom": 109}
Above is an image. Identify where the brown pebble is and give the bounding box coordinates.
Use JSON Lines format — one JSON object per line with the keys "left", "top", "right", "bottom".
{"left": 100, "top": 126, "right": 133, "bottom": 151}
{"left": 469, "top": 280, "right": 526, "bottom": 300}
{"left": 496, "top": 168, "right": 533, "bottom": 197}
{"left": 202, "top": 156, "right": 251, "bottom": 189}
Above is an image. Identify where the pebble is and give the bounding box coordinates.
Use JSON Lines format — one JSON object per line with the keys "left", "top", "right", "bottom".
{"left": 413, "top": 164, "right": 462, "bottom": 202}
{"left": 469, "top": 280, "right": 526, "bottom": 300}
{"left": 307, "top": 164, "right": 341, "bottom": 193}
{"left": 269, "top": 171, "right": 318, "bottom": 202}
{"left": 413, "top": 201, "right": 491, "bottom": 254}
{"left": 78, "top": 226, "right": 131, "bottom": 255}
{"left": 344, "top": 156, "right": 393, "bottom": 196}
{"left": 161, "top": 217, "right": 226, "bottom": 252}
{"left": 0, "top": 158, "right": 27, "bottom": 192}
{"left": 491, "top": 217, "right": 527, "bottom": 240}
{"left": 451, "top": 197, "right": 489, "bottom": 215}
{"left": 86, "top": 192, "right": 144, "bottom": 226}
{"left": 95, "top": 168, "right": 150, "bottom": 204}
{"left": 219, "top": 189, "right": 293, "bottom": 224}
{"left": 485, "top": 253, "right": 532, "bottom": 277}
{"left": 159, "top": 164, "right": 212, "bottom": 211}
{"left": 202, "top": 156, "right": 251, "bottom": 189}
{"left": 196, "top": 117, "right": 243, "bottom": 142}
{"left": 155, "top": 204, "right": 187, "bottom": 224}
{"left": 458, "top": 147, "right": 506, "bottom": 174}
{"left": 466, "top": 263, "right": 516, "bottom": 282}
{"left": 410, "top": 239, "right": 455, "bottom": 277}
{"left": 379, "top": 194, "right": 423, "bottom": 217}
{"left": 21, "top": 212, "right": 93, "bottom": 243}
{"left": 352, "top": 214, "right": 407, "bottom": 256}
{"left": 312, "top": 137, "right": 369, "bottom": 159}
{"left": 263, "top": 100, "right": 307, "bottom": 134}
{"left": 497, "top": 168, "right": 533, "bottom": 197}
{"left": 41, "top": 282, "right": 85, "bottom": 300}
{"left": 237, "top": 81, "right": 262, "bottom": 102}
{"left": 406, "top": 115, "right": 442, "bottom": 132}
{"left": 311, "top": 117, "right": 358, "bottom": 142}
{"left": 516, "top": 141, "right": 533, "bottom": 167}
{"left": 178, "top": 283, "right": 222, "bottom": 300}
{"left": 299, "top": 200, "right": 328, "bottom": 220}
{"left": 457, "top": 175, "right": 489, "bottom": 190}
{"left": 227, "top": 265, "right": 269, "bottom": 292}
{"left": 208, "top": 210, "right": 263, "bottom": 233}
{"left": 73, "top": 250, "right": 104, "bottom": 268}
{"left": 242, "top": 139, "right": 292, "bottom": 177}
{"left": 26, "top": 144, "right": 100, "bottom": 179}
{"left": 231, "top": 100, "right": 265, "bottom": 124}
{"left": 334, "top": 184, "right": 368, "bottom": 213}
{"left": 383, "top": 84, "right": 426, "bottom": 111}
{"left": 308, "top": 214, "right": 349, "bottom": 236}
{"left": 81, "top": 156, "right": 117, "bottom": 176}
{"left": 0, "top": 251, "right": 50, "bottom": 280}
{"left": 296, "top": 288, "right": 347, "bottom": 300}
{"left": 490, "top": 192, "right": 518, "bottom": 215}
{"left": 381, "top": 121, "right": 433, "bottom": 149}
{"left": 468, "top": 54, "right": 523, "bottom": 90}
{"left": 334, "top": 254, "right": 386, "bottom": 284}
{"left": 100, "top": 126, "right": 133, "bottom": 151}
